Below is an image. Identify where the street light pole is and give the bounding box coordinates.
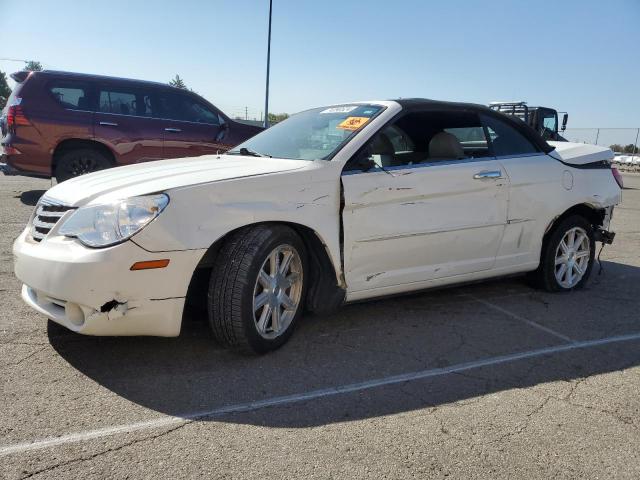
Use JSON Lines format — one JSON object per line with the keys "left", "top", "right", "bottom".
{"left": 263, "top": 0, "right": 273, "bottom": 129}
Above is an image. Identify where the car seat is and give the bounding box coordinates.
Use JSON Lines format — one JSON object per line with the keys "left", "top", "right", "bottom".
{"left": 370, "top": 133, "right": 395, "bottom": 167}
{"left": 428, "top": 132, "right": 465, "bottom": 160}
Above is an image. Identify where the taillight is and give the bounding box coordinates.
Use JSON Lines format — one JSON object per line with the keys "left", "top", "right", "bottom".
{"left": 612, "top": 167, "right": 624, "bottom": 189}
{"left": 6, "top": 97, "right": 30, "bottom": 131}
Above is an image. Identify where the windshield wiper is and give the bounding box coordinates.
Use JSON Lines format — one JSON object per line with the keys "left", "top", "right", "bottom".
{"left": 227, "top": 147, "right": 271, "bottom": 158}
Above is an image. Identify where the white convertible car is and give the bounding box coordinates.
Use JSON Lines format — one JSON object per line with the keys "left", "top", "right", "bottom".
{"left": 13, "top": 99, "right": 622, "bottom": 353}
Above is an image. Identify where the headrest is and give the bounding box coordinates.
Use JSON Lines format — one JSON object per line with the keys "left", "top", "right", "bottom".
{"left": 370, "top": 132, "right": 394, "bottom": 156}
{"left": 429, "top": 132, "right": 464, "bottom": 159}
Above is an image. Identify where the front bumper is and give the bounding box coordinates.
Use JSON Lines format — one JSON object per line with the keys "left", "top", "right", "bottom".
{"left": 13, "top": 229, "right": 205, "bottom": 336}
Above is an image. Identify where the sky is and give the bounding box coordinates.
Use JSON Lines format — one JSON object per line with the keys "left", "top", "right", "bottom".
{"left": 1, "top": 0, "right": 639, "bottom": 128}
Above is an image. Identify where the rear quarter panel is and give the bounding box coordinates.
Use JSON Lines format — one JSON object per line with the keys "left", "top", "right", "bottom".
{"left": 497, "top": 154, "right": 621, "bottom": 269}
{"left": 11, "top": 74, "right": 94, "bottom": 176}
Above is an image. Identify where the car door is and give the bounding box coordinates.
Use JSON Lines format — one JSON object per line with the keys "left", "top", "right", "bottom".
{"left": 157, "top": 91, "right": 227, "bottom": 159}
{"left": 341, "top": 110, "right": 509, "bottom": 294}
{"left": 94, "top": 83, "right": 164, "bottom": 166}
{"left": 480, "top": 113, "right": 566, "bottom": 270}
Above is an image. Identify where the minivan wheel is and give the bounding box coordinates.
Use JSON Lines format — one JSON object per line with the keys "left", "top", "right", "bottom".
{"left": 530, "top": 215, "right": 595, "bottom": 292}
{"left": 207, "top": 225, "right": 307, "bottom": 354}
{"left": 54, "top": 148, "right": 112, "bottom": 183}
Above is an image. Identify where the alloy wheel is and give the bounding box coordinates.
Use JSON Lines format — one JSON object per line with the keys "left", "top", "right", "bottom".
{"left": 69, "top": 156, "right": 97, "bottom": 176}
{"left": 554, "top": 226, "right": 590, "bottom": 288}
{"left": 252, "top": 244, "right": 303, "bottom": 339}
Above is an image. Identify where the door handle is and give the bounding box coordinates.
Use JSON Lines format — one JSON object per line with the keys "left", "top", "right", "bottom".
{"left": 473, "top": 170, "right": 502, "bottom": 180}
{"left": 99, "top": 121, "right": 118, "bottom": 127}
{"left": 164, "top": 128, "right": 182, "bottom": 133}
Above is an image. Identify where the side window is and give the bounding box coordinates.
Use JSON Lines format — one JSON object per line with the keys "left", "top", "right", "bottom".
{"left": 50, "top": 83, "right": 89, "bottom": 110}
{"left": 138, "top": 91, "right": 154, "bottom": 117}
{"left": 98, "top": 87, "right": 156, "bottom": 117}
{"left": 385, "top": 125, "right": 415, "bottom": 153}
{"left": 367, "top": 124, "right": 416, "bottom": 168}
{"left": 99, "top": 89, "right": 137, "bottom": 115}
{"left": 481, "top": 114, "right": 539, "bottom": 157}
{"left": 540, "top": 111, "right": 557, "bottom": 139}
{"left": 183, "top": 100, "right": 219, "bottom": 124}
{"left": 158, "top": 93, "right": 220, "bottom": 125}
{"left": 353, "top": 111, "right": 492, "bottom": 170}
{"left": 542, "top": 115, "right": 557, "bottom": 131}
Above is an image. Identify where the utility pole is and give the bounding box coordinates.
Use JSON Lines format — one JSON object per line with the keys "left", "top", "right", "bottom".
{"left": 263, "top": 0, "right": 273, "bottom": 129}
{"left": 245, "top": 106, "right": 248, "bottom": 120}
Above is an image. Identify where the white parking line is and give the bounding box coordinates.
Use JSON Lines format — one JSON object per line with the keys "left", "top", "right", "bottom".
{"left": 3, "top": 331, "right": 640, "bottom": 457}
{"left": 466, "top": 294, "right": 575, "bottom": 343}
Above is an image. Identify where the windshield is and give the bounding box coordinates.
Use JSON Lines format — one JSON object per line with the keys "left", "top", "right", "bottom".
{"left": 228, "top": 104, "right": 385, "bottom": 160}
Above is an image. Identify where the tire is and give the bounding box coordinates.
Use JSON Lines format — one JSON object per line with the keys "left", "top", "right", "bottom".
{"left": 529, "top": 215, "right": 595, "bottom": 292}
{"left": 207, "top": 225, "right": 307, "bottom": 354}
{"left": 54, "top": 148, "right": 112, "bottom": 183}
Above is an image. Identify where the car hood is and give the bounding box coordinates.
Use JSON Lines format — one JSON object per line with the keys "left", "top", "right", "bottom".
{"left": 548, "top": 141, "right": 614, "bottom": 165}
{"left": 43, "top": 155, "right": 310, "bottom": 207}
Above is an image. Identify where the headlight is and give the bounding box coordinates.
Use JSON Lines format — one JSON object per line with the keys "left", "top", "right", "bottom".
{"left": 58, "top": 194, "right": 169, "bottom": 247}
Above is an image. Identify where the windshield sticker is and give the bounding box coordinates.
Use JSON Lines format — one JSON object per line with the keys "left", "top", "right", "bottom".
{"left": 320, "top": 106, "right": 358, "bottom": 114}
{"left": 337, "top": 116, "right": 370, "bottom": 131}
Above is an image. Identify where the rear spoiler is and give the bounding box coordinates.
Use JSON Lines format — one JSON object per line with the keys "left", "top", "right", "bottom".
{"left": 10, "top": 71, "right": 31, "bottom": 83}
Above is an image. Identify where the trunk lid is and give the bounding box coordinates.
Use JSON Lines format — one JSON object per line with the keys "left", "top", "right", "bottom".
{"left": 548, "top": 141, "right": 614, "bottom": 165}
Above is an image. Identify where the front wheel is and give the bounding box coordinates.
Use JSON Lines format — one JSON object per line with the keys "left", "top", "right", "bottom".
{"left": 531, "top": 215, "right": 595, "bottom": 292}
{"left": 207, "top": 225, "right": 306, "bottom": 354}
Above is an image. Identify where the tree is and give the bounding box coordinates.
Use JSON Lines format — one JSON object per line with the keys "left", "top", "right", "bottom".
{"left": 268, "top": 112, "right": 289, "bottom": 124}
{"left": 612, "top": 144, "right": 639, "bottom": 154}
{"left": 24, "top": 61, "right": 42, "bottom": 72}
{"left": 0, "top": 71, "right": 11, "bottom": 110}
{"left": 169, "top": 74, "right": 187, "bottom": 89}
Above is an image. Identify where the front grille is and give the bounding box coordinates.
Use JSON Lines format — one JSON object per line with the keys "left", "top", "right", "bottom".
{"left": 31, "top": 198, "right": 74, "bottom": 242}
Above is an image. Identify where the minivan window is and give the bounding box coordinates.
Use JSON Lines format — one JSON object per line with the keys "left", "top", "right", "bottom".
{"left": 98, "top": 88, "right": 155, "bottom": 117}
{"left": 99, "top": 90, "right": 136, "bottom": 116}
{"left": 50, "top": 84, "right": 89, "bottom": 110}
{"left": 481, "top": 114, "right": 539, "bottom": 157}
{"left": 158, "top": 93, "right": 220, "bottom": 125}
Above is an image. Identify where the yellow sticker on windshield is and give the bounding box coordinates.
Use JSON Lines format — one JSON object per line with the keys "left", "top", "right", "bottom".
{"left": 337, "top": 116, "right": 370, "bottom": 131}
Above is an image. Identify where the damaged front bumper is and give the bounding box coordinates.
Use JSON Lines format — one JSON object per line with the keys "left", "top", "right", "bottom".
{"left": 13, "top": 228, "right": 205, "bottom": 336}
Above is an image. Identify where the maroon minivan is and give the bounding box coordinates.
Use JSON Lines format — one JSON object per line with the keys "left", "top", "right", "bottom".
{"left": 0, "top": 70, "right": 263, "bottom": 182}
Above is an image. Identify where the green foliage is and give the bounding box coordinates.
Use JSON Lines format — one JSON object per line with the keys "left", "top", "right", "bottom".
{"left": 169, "top": 74, "right": 187, "bottom": 89}
{"left": 610, "top": 144, "right": 638, "bottom": 154}
{"left": 268, "top": 112, "right": 289, "bottom": 124}
{"left": 0, "top": 71, "right": 10, "bottom": 110}
{"left": 24, "top": 61, "right": 43, "bottom": 72}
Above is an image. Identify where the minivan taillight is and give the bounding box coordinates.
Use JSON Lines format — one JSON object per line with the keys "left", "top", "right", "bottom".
{"left": 612, "top": 167, "right": 624, "bottom": 189}
{"left": 6, "top": 98, "right": 30, "bottom": 131}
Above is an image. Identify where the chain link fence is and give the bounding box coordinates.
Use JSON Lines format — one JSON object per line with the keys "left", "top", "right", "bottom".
{"left": 564, "top": 128, "right": 640, "bottom": 171}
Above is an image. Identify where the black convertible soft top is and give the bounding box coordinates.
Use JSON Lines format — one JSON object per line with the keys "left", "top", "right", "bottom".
{"left": 393, "top": 98, "right": 554, "bottom": 154}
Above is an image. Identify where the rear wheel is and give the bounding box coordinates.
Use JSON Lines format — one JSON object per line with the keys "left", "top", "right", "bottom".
{"left": 207, "top": 225, "right": 306, "bottom": 354}
{"left": 54, "top": 148, "right": 112, "bottom": 183}
{"left": 530, "top": 215, "right": 595, "bottom": 292}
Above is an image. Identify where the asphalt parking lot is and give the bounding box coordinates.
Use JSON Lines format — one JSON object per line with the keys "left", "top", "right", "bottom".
{"left": 1, "top": 173, "right": 639, "bottom": 479}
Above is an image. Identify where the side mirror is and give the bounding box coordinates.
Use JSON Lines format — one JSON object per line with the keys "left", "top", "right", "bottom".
{"left": 356, "top": 155, "right": 376, "bottom": 172}
{"left": 350, "top": 146, "right": 376, "bottom": 172}
{"left": 215, "top": 121, "right": 230, "bottom": 142}
{"left": 561, "top": 113, "right": 568, "bottom": 132}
